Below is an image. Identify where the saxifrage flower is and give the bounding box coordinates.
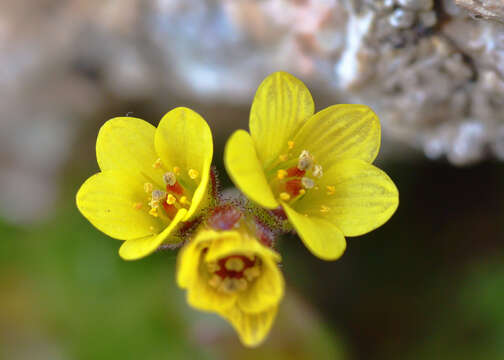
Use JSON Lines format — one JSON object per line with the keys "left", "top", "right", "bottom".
{"left": 76, "top": 107, "right": 213, "bottom": 260}
{"left": 224, "top": 71, "right": 399, "bottom": 260}
{"left": 177, "top": 205, "right": 284, "bottom": 347}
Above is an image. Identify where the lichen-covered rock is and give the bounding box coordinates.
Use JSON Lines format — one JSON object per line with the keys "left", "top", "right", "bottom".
{"left": 455, "top": 0, "right": 504, "bottom": 23}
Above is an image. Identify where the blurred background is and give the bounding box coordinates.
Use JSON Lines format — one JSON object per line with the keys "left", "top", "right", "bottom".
{"left": 1, "top": 0, "right": 504, "bottom": 359}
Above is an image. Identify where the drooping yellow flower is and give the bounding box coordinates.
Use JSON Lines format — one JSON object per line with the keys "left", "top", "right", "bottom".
{"left": 177, "top": 224, "right": 284, "bottom": 347}
{"left": 224, "top": 72, "right": 399, "bottom": 261}
{"left": 76, "top": 107, "right": 213, "bottom": 260}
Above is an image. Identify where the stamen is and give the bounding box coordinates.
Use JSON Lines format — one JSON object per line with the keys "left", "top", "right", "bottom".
{"left": 312, "top": 164, "right": 323, "bottom": 178}
{"left": 188, "top": 168, "right": 199, "bottom": 179}
{"left": 225, "top": 257, "right": 245, "bottom": 272}
{"left": 166, "top": 194, "right": 177, "bottom": 205}
{"left": 149, "top": 208, "right": 158, "bottom": 217}
{"left": 219, "top": 278, "right": 248, "bottom": 293}
{"left": 219, "top": 278, "right": 233, "bottom": 293}
{"left": 279, "top": 154, "right": 288, "bottom": 161}
{"left": 163, "top": 172, "right": 176, "bottom": 186}
{"left": 320, "top": 205, "right": 330, "bottom": 213}
{"left": 133, "top": 202, "right": 143, "bottom": 210}
{"left": 143, "top": 182, "right": 153, "bottom": 193}
{"left": 279, "top": 192, "right": 291, "bottom": 201}
{"left": 277, "top": 169, "right": 287, "bottom": 180}
{"left": 173, "top": 166, "right": 180, "bottom": 175}
{"left": 243, "top": 266, "right": 261, "bottom": 282}
{"left": 152, "top": 158, "right": 162, "bottom": 169}
{"left": 206, "top": 262, "right": 220, "bottom": 272}
{"left": 299, "top": 189, "right": 306, "bottom": 195}
{"left": 151, "top": 190, "right": 165, "bottom": 201}
{"left": 179, "top": 196, "right": 190, "bottom": 205}
{"left": 287, "top": 140, "right": 295, "bottom": 150}
{"left": 208, "top": 275, "right": 222, "bottom": 288}
{"left": 236, "top": 278, "right": 248, "bottom": 292}
{"left": 301, "top": 177, "right": 315, "bottom": 189}
{"left": 326, "top": 185, "right": 336, "bottom": 195}
{"left": 298, "top": 150, "right": 314, "bottom": 171}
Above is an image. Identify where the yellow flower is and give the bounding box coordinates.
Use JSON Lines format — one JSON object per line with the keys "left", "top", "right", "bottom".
{"left": 177, "top": 226, "right": 284, "bottom": 347}
{"left": 224, "top": 72, "right": 399, "bottom": 261}
{"left": 76, "top": 107, "right": 213, "bottom": 260}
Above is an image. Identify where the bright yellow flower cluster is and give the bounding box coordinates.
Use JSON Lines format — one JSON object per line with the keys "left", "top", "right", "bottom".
{"left": 76, "top": 71, "right": 399, "bottom": 347}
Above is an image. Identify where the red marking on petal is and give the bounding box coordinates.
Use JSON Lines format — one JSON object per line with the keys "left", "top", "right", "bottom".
{"left": 286, "top": 179, "right": 303, "bottom": 197}
{"left": 286, "top": 166, "right": 305, "bottom": 178}
{"left": 161, "top": 202, "right": 178, "bottom": 219}
{"left": 214, "top": 255, "right": 256, "bottom": 279}
{"left": 166, "top": 182, "right": 184, "bottom": 195}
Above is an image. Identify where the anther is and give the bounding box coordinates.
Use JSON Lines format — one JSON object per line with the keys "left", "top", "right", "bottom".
{"left": 312, "top": 164, "right": 323, "bottom": 178}
{"left": 219, "top": 278, "right": 248, "bottom": 293}
{"left": 208, "top": 275, "right": 222, "bottom": 288}
{"left": 299, "top": 189, "right": 306, "bottom": 195}
{"left": 188, "top": 168, "right": 199, "bottom": 179}
{"left": 279, "top": 192, "right": 291, "bottom": 201}
{"left": 149, "top": 208, "right": 158, "bottom": 217}
{"left": 206, "top": 262, "right": 220, "bottom": 273}
{"left": 179, "top": 196, "right": 190, "bottom": 205}
{"left": 326, "top": 185, "right": 336, "bottom": 195}
{"left": 166, "top": 194, "right": 177, "bottom": 205}
{"left": 320, "top": 205, "right": 330, "bottom": 213}
{"left": 144, "top": 182, "right": 153, "bottom": 193}
{"left": 151, "top": 190, "right": 165, "bottom": 201}
{"left": 287, "top": 140, "right": 295, "bottom": 150}
{"left": 163, "top": 172, "right": 176, "bottom": 186}
{"left": 219, "top": 278, "right": 234, "bottom": 293}
{"left": 173, "top": 166, "right": 180, "bottom": 175}
{"left": 133, "top": 202, "right": 143, "bottom": 210}
{"left": 278, "top": 154, "right": 288, "bottom": 162}
{"left": 277, "top": 169, "right": 287, "bottom": 180}
{"left": 298, "top": 150, "right": 314, "bottom": 171}
{"left": 236, "top": 278, "right": 248, "bottom": 291}
{"left": 225, "top": 257, "right": 245, "bottom": 272}
{"left": 152, "top": 158, "right": 162, "bottom": 169}
{"left": 301, "top": 177, "right": 315, "bottom": 189}
{"left": 244, "top": 266, "right": 261, "bottom": 282}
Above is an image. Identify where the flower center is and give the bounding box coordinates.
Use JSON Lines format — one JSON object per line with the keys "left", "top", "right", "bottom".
{"left": 206, "top": 254, "right": 261, "bottom": 293}
{"left": 134, "top": 159, "right": 200, "bottom": 221}
{"left": 270, "top": 145, "right": 323, "bottom": 203}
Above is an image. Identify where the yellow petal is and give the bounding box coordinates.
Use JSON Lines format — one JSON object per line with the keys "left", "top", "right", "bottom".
{"left": 293, "top": 104, "right": 381, "bottom": 166}
{"left": 295, "top": 159, "right": 398, "bottom": 237}
{"left": 282, "top": 202, "right": 346, "bottom": 261}
{"left": 96, "top": 117, "right": 161, "bottom": 184}
{"left": 119, "top": 208, "right": 187, "bottom": 260}
{"left": 250, "top": 71, "right": 314, "bottom": 167}
{"left": 237, "top": 257, "right": 284, "bottom": 314}
{"left": 224, "top": 130, "right": 278, "bottom": 209}
{"left": 222, "top": 305, "right": 278, "bottom": 347}
{"left": 177, "top": 229, "right": 218, "bottom": 288}
{"left": 76, "top": 171, "right": 162, "bottom": 240}
{"left": 154, "top": 107, "right": 213, "bottom": 220}
{"left": 249, "top": 71, "right": 314, "bottom": 167}
{"left": 186, "top": 268, "right": 237, "bottom": 313}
